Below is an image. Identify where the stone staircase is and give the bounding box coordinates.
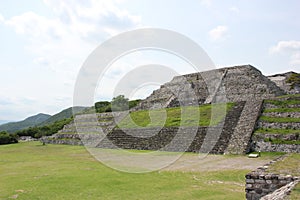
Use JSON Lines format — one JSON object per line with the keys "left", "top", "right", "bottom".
{"left": 43, "top": 111, "right": 128, "bottom": 147}
{"left": 59, "top": 112, "right": 127, "bottom": 134}
{"left": 224, "top": 100, "right": 264, "bottom": 154}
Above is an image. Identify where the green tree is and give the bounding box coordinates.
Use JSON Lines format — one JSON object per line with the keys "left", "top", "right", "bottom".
{"left": 16, "top": 118, "right": 73, "bottom": 139}
{"left": 95, "top": 101, "right": 111, "bottom": 113}
{"left": 128, "top": 99, "right": 141, "bottom": 109}
{"left": 111, "top": 95, "right": 129, "bottom": 111}
{"left": 0, "top": 131, "right": 18, "bottom": 145}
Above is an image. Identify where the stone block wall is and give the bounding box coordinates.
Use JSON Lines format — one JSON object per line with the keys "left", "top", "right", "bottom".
{"left": 44, "top": 101, "right": 246, "bottom": 154}
{"left": 246, "top": 173, "right": 298, "bottom": 200}
{"left": 251, "top": 96, "right": 300, "bottom": 153}
{"left": 260, "top": 180, "right": 299, "bottom": 200}
{"left": 245, "top": 155, "right": 299, "bottom": 200}
{"left": 251, "top": 141, "right": 300, "bottom": 153}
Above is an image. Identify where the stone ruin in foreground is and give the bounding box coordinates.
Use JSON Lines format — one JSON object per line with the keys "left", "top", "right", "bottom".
{"left": 43, "top": 65, "right": 300, "bottom": 155}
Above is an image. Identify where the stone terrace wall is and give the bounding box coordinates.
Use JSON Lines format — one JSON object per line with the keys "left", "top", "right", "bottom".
{"left": 44, "top": 101, "right": 245, "bottom": 154}
{"left": 246, "top": 173, "right": 298, "bottom": 200}
{"left": 251, "top": 141, "right": 300, "bottom": 153}
{"left": 99, "top": 100, "right": 243, "bottom": 153}
{"left": 260, "top": 180, "right": 299, "bottom": 200}
{"left": 245, "top": 155, "right": 299, "bottom": 200}
{"left": 251, "top": 96, "right": 300, "bottom": 153}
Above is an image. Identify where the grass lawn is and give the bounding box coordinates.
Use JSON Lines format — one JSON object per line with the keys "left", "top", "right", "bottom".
{"left": 290, "top": 183, "right": 300, "bottom": 200}
{"left": 0, "top": 141, "right": 249, "bottom": 200}
{"left": 118, "top": 103, "right": 233, "bottom": 128}
{"left": 265, "top": 153, "right": 300, "bottom": 199}
{"left": 266, "top": 153, "right": 300, "bottom": 176}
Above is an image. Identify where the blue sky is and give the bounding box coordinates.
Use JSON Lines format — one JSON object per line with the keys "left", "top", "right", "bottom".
{"left": 0, "top": 0, "right": 300, "bottom": 121}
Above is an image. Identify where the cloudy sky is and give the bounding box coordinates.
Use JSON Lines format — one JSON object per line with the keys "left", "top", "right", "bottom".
{"left": 0, "top": 0, "right": 300, "bottom": 122}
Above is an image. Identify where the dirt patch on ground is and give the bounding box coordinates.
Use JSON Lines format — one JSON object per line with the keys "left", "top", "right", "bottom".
{"left": 88, "top": 148, "right": 275, "bottom": 173}
{"left": 162, "top": 154, "right": 274, "bottom": 172}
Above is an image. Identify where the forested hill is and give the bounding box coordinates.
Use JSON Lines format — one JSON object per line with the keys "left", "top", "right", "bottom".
{"left": 0, "top": 106, "right": 87, "bottom": 133}
{"left": 38, "top": 106, "right": 87, "bottom": 126}
{"left": 0, "top": 113, "right": 51, "bottom": 133}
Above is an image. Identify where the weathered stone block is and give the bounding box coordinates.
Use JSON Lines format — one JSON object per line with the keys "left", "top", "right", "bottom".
{"left": 246, "top": 179, "right": 255, "bottom": 184}
{"left": 255, "top": 179, "right": 266, "bottom": 184}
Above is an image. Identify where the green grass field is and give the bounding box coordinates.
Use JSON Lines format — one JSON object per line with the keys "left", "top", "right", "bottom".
{"left": 0, "top": 142, "right": 249, "bottom": 200}
{"left": 290, "top": 183, "right": 300, "bottom": 200}
{"left": 266, "top": 153, "right": 300, "bottom": 176}
{"left": 118, "top": 103, "right": 233, "bottom": 128}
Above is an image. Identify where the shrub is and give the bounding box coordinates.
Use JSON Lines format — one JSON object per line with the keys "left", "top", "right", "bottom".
{"left": 0, "top": 131, "right": 18, "bottom": 145}
{"left": 94, "top": 96, "right": 141, "bottom": 113}
{"left": 286, "top": 73, "right": 300, "bottom": 89}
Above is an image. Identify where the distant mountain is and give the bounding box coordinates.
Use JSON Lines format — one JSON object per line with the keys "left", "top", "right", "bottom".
{"left": 38, "top": 106, "right": 87, "bottom": 126}
{"left": 0, "top": 113, "right": 51, "bottom": 133}
{"left": 0, "top": 120, "right": 10, "bottom": 125}
{"left": 0, "top": 106, "right": 88, "bottom": 133}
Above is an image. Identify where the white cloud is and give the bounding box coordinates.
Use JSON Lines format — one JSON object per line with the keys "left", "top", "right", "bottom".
{"left": 1, "top": 0, "right": 142, "bottom": 120}
{"left": 229, "top": 6, "right": 240, "bottom": 14}
{"left": 209, "top": 25, "right": 228, "bottom": 41}
{"left": 0, "top": 14, "right": 4, "bottom": 23}
{"left": 270, "top": 40, "right": 300, "bottom": 54}
{"left": 290, "top": 52, "right": 300, "bottom": 65}
{"left": 270, "top": 40, "right": 300, "bottom": 67}
{"left": 200, "top": 0, "right": 213, "bottom": 7}
{"left": 4, "top": 0, "right": 142, "bottom": 80}
{"left": 3, "top": 1, "right": 142, "bottom": 77}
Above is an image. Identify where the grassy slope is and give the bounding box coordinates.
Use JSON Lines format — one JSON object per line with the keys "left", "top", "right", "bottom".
{"left": 290, "top": 183, "right": 300, "bottom": 200}
{"left": 0, "top": 142, "right": 247, "bottom": 200}
{"left": 266, "top": 153, "right": 300, "bottom": 176}
{"left": 265, "top": 153, "right": 300, "bottom": 199}
{"left": 118, "top": 103, "right": 233, "bottom": 128}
